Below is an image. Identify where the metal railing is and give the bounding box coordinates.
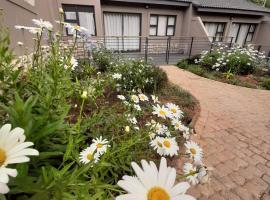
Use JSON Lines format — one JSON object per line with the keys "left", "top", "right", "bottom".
{"left": 61, "top": 36, "right": 270, "bottom": 65}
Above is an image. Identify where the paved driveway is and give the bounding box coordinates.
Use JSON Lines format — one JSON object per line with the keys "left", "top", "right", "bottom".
{"left": 160, "top": 65, "right": 270, "bottom": 200}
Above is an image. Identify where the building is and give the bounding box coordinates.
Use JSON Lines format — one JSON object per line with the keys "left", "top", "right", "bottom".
{"left": 1, "top": 0, "right": 270, "bottom": 59}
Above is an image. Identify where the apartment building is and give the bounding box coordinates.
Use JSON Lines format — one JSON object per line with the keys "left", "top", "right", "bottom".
{"left": 1, "top": 0, "right": 270, "bottom": 55}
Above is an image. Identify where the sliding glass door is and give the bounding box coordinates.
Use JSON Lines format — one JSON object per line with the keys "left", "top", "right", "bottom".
{"left": 104, "top": 12, "right": 141, "bottom": 51}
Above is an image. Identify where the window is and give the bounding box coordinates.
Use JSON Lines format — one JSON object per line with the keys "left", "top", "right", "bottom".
{"left": 104, "top": 12, "right": 141, "bottom": 51}
{"left": 229, "top": 23, "right": 256, "bottom": 46}
{"left": 204, "top": 22, "right": 226, "bottom": 42}
{"left": 62, "top": 4, "right": 96, "bottom": 36}
{"left": 149, "top": 15, "right": 176, "bottom": 36}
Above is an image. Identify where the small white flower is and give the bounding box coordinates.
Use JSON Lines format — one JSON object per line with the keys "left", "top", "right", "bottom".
{"left": 134, "top": 104, "right": 141, "bottom": 111}
{"left": 162, "top": 137, "right": 179, "bottom": 157}
{"left": 185, "top": 141, "right": 203, "bottom": 162}
{"left": 117, "top": 95, "right": 126, "bottom": 101}
{"left": 17, "top": 42, "right": 24, "bottom": 46}
{"left": 183, "top": 163, "right": 199, "bottom": 185}
{"left": 131, "top": 95, "right": 139, "bottom": 103}
{"left": 150, "top": 136, "right": 165, "bottom": 156}
{"left": 112, "top": 73, "right": 122, "bottom": 79}
{"left": 79, "top": 146, "right": 99, "bottom": 164}
{"left": 151, "top": 95, "right": 159, "bottom": 103}
{"left": 32, "top": 19, "right": 53, "bottom": 30}
{"left": 116, "top": 157, "right": 196, "bottom": 200}
{"left": 128, "top": 117, "right": 137, "bottom": 125}
{"left": 152, "top": 104, "right": 171, "bottom": 119}
{"left": 138, "top": 94, "right": 149, "bottom": 102}
{"left": 91, "top": 136, "right": 109, "bottom": 155}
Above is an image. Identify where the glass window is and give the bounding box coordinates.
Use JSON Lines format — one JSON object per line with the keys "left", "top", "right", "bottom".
{"left": 149, "top": 15, "right": 176, "bottom": 36}
{"left": 204, "top": 22, "right": 226, "bottom": 42}
{"left": 62, "top": 5, "right": 96, "bottom": 36}
{"left": 229, "top": 23, "right": 256, "bottom": 46}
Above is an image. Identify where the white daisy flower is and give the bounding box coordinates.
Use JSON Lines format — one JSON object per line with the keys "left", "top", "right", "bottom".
{"left": 112, "top": 73, "right": 122, "bottom": 79}
{"left": 64, "top": 56, "right": 78, "bottom": 70}
{"left": 0, "top": 167, "right": 18, "bottom": 191}
{"left": 183, "top": 163, "right": 199, "bottom": 185}
{"left": 152, "top": 104, "right": 171, "bottom": 119}
{"left": 28, "top": 27, "right": 42, "bottom": 35}
{"left": 134, "top": 104, "right": 141, "bottom": 111}
{"left": 150, "top": 136, "right": 165, "bottom": 156}
{"left": 131, "top": 95, "right": 139, "bottom": 103}
{"left": 162, "top": 137, "right": 179, "bottom": 157}
{"left": 128, "top": 117, "right": 137, "bottom": 125}
{"left": 0, "top": 124, "right": 39, "bottom": 168}
{"left": 171, "top": 119, "right": 184, "bottom": 131}
{"left": 79, "top": 146, "right": 99, "bottom": 164}
{"left": 166, "top": 103, "right": 183, "bottom": 119}
{"left": 185, "top": 141, "right": 203, "bottom": 162}
{"left": 0, "top": 182, "right": 9, "bottom": 194}
{"left": 116, "top": 157, "right": 196, "bottom": 200}
{"left": 138, "top": 94, "right": 149, "bottom": 102}
{"left": 117, "top": 95, "right": 126, "bottom": 101}
{"left": 91, "top": 136, "right": 109, "bottom": 155}
{"left": 151, "top": 95, "right": 159, "bottom": 103}
{"left": 32, "top": 19, "right": 53, "bottom": 30}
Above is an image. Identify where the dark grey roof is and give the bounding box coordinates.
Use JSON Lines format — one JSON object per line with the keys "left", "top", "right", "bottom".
{"left": 193, "top": 0, "right": 270, "bottom": 13}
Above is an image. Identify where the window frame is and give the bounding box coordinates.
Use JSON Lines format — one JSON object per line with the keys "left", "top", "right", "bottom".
{"left": 149, "top": 14, "right": 177, "bottom": 37}
{"left": 103, "top": 11, "right": 142, "bottom": 53}
{"left": 62, "top": 4, "right": 97, "bottom": 36}
{"left": 203, "top": 22, "right": 226, "bottom": 42}
{"left": 233, "top": 23, "right": 257, "bottom": 45}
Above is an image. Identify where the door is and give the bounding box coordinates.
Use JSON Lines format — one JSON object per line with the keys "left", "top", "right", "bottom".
{"left": 104, "top": 12, "right": 141, "bottom": 51}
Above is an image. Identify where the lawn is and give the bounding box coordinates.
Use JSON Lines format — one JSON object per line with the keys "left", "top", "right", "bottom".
{"left": 0, "top": 16, "right": 205, "bottom": 199}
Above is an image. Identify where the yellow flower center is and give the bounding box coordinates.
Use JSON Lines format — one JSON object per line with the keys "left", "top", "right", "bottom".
{"left": 190, "top": 148, "right": 197, "bottom": 155}
{"left": 86, "top": 153, "right": 93, "bottom": 161}
{"left": 159, "top": 110, "right": 166, "bottom": 116}
{"left": 147, "top": 187, "right": 170, "bottom": 200}
{"left": 163, "top": 140, "right": 171, "bottom": 148}
{"left": 96, "top": 143, "right": 103, "bottom": 149}
{"left": 171, "top": 108, "right": 177, "bottom": 113}
{"left": 0, "top": 148, "right": 7, "bottom": 166}
{"left": 157, "top": 141, "right": 163, "bottom": 148}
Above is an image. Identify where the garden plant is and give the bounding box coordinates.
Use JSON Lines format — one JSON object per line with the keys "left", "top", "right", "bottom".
{"left": 177, "top": 43, "right": 270, "bottom": 90}
{"left": 0, "top": 10, "right": 208, "bottom": 200}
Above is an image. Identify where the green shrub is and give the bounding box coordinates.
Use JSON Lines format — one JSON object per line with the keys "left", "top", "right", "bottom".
{"left": 187, "top": 65, "right": 207, "bottom": 76}
{"left": 195, "top": 44, "right": 266, "bottom": 75}
{"left": 92, "top": 47, "right": 115, "bottom": 72}
{"left": 110, "top": 59, "right": 167, "bottom": 93}
{"left": 176, "top": 59, "right": 189, "bottom": 69}
{"left": 262, "top": 78, "right": 270, "bottom": 90}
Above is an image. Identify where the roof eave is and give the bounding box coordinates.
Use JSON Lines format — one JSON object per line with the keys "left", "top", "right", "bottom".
{"left": 197, "top": 7, "right": 269, "bottom": 16}
{"left": 101, "top": 0, "right": 191, "bottom": 7}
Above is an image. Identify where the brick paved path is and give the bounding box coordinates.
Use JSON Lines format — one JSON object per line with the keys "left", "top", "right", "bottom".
{"left": 160, "top": 65, "right": 270, "bottom": 200}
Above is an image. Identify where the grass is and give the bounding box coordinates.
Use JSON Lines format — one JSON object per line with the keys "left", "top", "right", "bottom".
{"left": 177, "top": 63, "right": 270, "bottom": 90}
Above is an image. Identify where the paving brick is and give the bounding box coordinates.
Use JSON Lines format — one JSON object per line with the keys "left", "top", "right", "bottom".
{"left": 229, "top": 172, "right": 246, "bottom": 186}
{"left": 243, "top": 178, "right": 269, "bottom": 198}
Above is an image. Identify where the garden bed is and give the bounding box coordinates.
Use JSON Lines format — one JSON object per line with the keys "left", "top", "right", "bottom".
{"left": 177, "top": 44, "right": 270, "bottom": 90}
{"left": 0, "top": 17, "right": 205, "bottom": 199}
{"left": 177, "top": 63, "right": 270, "bottom": 90}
